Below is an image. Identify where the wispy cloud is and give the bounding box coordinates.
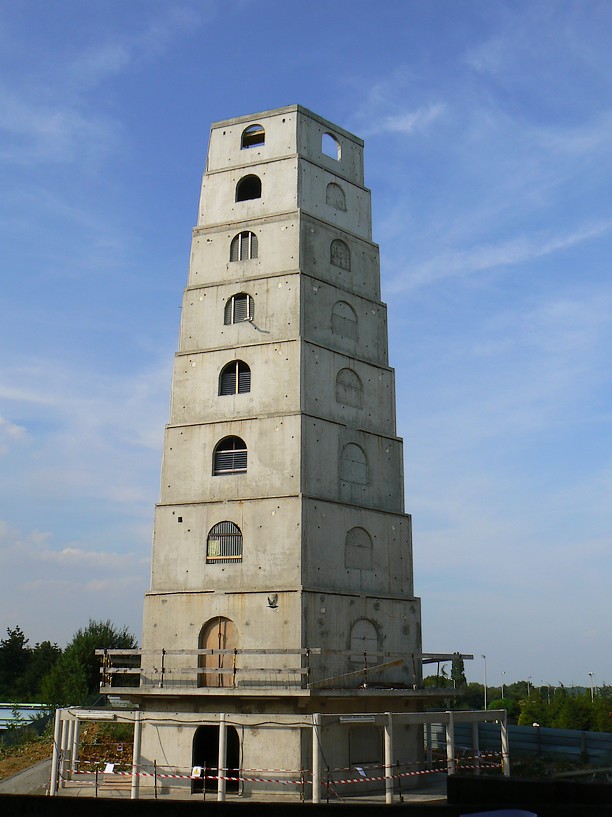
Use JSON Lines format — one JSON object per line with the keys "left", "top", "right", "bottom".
{"left": 0, "top": 4, "right": 206, "bottom": 166}
{"left": 388, "top": 218, "right": 612, "bottom": 292}
{"left": 365, "top": 103, "right": 446, "bottom": 137}
{"left": 0, "top": 416, "right": 27, "bottom": 454}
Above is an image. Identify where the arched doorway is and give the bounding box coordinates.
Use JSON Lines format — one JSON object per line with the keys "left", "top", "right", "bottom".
{"left": 198, "top": 617, "right": 238, "bottom": 687}
{"left": 192, "top": 725, "right": 240, "bottom": 793}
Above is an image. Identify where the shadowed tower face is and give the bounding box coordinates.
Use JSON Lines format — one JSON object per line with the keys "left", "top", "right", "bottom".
{"left": 141, "top": 103, "right": 421, "bottom": 693}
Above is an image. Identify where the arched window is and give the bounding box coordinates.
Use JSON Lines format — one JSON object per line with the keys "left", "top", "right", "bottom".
{"left": 213, "top": 436, "right": 247, "bottom": 475}
{"left": 219, "top": 361, "right": 251, "bottom": 395}
{"left": 340, "top": 443, "right": 367, "bottom": 485}
{"left": 322, "top": 132, "right": 341, "bottom": 161}
{"left": 331, "top": 301, "right": 358, "bottom": 340}
{"left": 241, "top": 124, "right": 265, "bottom": 149}
{"left": 345, "top": 527, "right": 373, "bottom": 570}
{"left": 206, "top": 522, "right": 243, "bottom": 564}
{"left": 350, "top": 619, "right": 378, "bottom": 662}
{"left": 330, "top": 239, "right": 351, "bottom": 270}
{"left": 326, "top": 182, "right": 346, "bottom": 211}
{"left": 230, "top": 231, "right": 258, "bottom": 261}
{"left": 236, "top": 174, "right": 261, "bottom": 201}
{"left": 336, "top": 369, "right": 363, "bottom": 408}
{"left": 224, "top": 293, "right": 254, "bottom": 324}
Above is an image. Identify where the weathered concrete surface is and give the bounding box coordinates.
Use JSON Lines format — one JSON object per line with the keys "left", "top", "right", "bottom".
{"left": 0, "top": 758, "right": 51, "bottom": 795}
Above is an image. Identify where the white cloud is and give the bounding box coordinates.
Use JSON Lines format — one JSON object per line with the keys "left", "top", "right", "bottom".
{"left": 369, "top": 103, "right": 446, "bottom": 137}
{"left": 0, "top": 416, "right": 27, "bottom": 454}
{"left": 388, "top": 218, "right": 612, "bottom": 292}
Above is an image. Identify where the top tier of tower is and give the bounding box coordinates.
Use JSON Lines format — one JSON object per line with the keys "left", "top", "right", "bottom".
{"left": 198, "top": 105, "right": 372, "bottom": 241}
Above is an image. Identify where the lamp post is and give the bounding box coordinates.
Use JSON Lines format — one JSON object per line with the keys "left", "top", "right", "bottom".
{"left": 482, "top": 655, "right": 487, "bottom": 710}
{"left": 588, "top": 672, "right": 595, "bottom": 702}
{"left": 501, "top": 671, "right": 505, "bottom": 699}
{"left": 527, "top": 676, "right": 532, "bottom": 698}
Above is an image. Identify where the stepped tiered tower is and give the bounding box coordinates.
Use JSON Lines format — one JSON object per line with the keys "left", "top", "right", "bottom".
{"left": 128, "top": 105, "right": 427, "bottom": 793}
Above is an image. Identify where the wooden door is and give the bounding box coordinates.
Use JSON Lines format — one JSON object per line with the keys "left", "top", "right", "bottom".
{"left": 198, "top": 617, "right": 238, "bottom": 687}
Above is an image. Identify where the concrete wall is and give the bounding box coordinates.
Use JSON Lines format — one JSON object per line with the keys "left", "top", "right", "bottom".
{"left": 301, "top": 275, "right": 389, "bottom": 367}
{"left": 150, "top": 495, "right": 302, "bottom": 594}
{"left": 301, "top": 499, "right": 413, "bottom": 597}
{"left": 188, "top": 216, "right": 300, "bottom": 289}
{"left": 178, "top": 272, "right": 301, "bottom": 353}
{"left": 302, "top": 418, "right": 405, "bottom": 512}
{"left": 300, "top": 214, "right": 381, "bottom": 301}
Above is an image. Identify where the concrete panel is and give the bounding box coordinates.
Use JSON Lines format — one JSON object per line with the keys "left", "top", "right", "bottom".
{"left": 178, "top": 273, "right": 300, "bottom": 353}
{"left": 301, "top": 499, "right": 413, "bottom": 597}
{"left": 159, "top": 414, "right": 301, "bottom": 504}
{"left": 188, "top": 217, "right": 300, "bottom": 289}
{"left": 150, "top": 496, "right": 302, "bottom": 593}
{"left": 141, "top": 591, "right": 302, "bottom": 664}
{"left": 169, "top": 341, "right": 300, "bottom": 425}
{"left": 301, "top": 276, "right": 389, "bottom": 366}
{"left": 303, "top": 592, "right": 421, "bottom": 687}
{"left": 296, "top": 108, "right": 364, "bottom": 184}
{"left": 206, "top": 107, "right": 299, "bottom": 173}
{"left": 300, "top": 215, "right": 381, "bottom": 301}
{"left": 302, "top": 342, "right": 396, "bottom": 435}
{"left": 302, "top": 418, "right": 405, "bottom": 513}
{"left": 198, "top": 157, "right": 299, "bottom": 228}
{"left": 298, "top": 160, "right": 372, "bottom": 240}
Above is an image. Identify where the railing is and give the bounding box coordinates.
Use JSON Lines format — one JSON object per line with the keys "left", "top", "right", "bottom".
{"left": 96, "top": 648, "right": 419, "bottom": 691}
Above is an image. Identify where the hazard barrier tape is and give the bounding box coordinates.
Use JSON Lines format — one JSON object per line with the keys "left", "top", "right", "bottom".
{"left": 69, "top": 749, "right": 500, "bottom": 778}
{"left": 68, "top": 760, "right": 502, "bottom": 788}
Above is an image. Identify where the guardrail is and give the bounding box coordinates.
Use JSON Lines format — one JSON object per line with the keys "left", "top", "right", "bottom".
{"left": 96, "top": 647, "right": 419, "bottom": 690}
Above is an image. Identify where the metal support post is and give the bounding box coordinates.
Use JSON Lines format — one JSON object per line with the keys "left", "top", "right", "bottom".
{"left": 312, "top": 713, "right": 321, "bottom": 803}
{"left": 49, "top": 709, "right": 62, "bottom": 796}
{"left": 472, "top": 721, "right": 480, "bottom": 774}
{"left": 384, "top": 712, "right": 394, "bottom": 804}
{"left": 445, "top": 711, "right": 455, "bottom": 776}
{"left": 71, "top": 718, "right": 80, "bottom": 775}
{"left": 217, "top": 712, "right": 227, "bottom": 802}
{"left": 131, "top": 710, "right": 142, "bottom": 799}
{"left": 59, "top": 715, "right": 70, "bottom": 788}
{"left": 425, "top": 721, "right": 433, "bottom": 769}
{"left": 65, "top": 719, "right": 75, "bottom": 780}
{"left": 500, "top": 712, "right": 511, "bottom": 777}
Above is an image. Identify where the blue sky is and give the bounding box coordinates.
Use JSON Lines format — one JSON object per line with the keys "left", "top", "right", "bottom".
{"left": 0, "top": 0, "right": 610, "bottom": 689}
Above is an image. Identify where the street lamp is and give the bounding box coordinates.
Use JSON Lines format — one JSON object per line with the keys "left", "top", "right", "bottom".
{"left": 588, "top": 672, "right": 595, "bottom": 702}
{"left": 501, "top": 671, "right": 505, "bottom": 699}
{"left": 527, "top": 676, "right": 532, "bottom": 698}
{"left": 482, "top": 654, "right": 488, "bottom": 710}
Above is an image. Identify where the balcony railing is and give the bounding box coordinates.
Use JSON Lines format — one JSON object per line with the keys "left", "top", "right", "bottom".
{"left": 96, "top": 648, "right": 420, "bottom": 692}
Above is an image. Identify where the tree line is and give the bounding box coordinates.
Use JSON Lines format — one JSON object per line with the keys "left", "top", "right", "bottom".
{"left": 0, "top": 621, "right": 136, "bottom": 707}
{"left": 424, "top": 658, "right": 612, "bottom": 732}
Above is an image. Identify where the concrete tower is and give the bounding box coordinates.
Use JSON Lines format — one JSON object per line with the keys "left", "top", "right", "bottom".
{"left": 131, "top": 105, "right": 425, "bottom": 793}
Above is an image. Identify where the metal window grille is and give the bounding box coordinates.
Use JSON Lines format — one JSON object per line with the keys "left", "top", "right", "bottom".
{"left": 230, "top": 231, "right": 258, "bottom": 261}
{"left": 219, "top": 361, "right": 251, "bottom": 395}
{"left": 207, "top": 521, "right": 243, "bottom": 563}
{"left": 330, "top": 239, "right": 351, "bottom": 270}
{"left": 213, "top": 437, "right": 247, "bottom": 475}
{"left": 224, "top": 294, "right": 254, "bottom": 325}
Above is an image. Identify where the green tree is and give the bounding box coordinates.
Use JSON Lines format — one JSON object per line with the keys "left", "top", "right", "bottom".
{"left": 0, "top": 626, "right": 32, "bottom": 699}
{"left": 40, "top": 620, "right": 137, "bottom": 706}
{"left": 487, "top": 696, "right": 520, "bottom": 722}
{"left": 19, "top": 641, "right": 61, "bottom": 701}
{"left": 451, "top": 653, "right": 467, "bottom": 688}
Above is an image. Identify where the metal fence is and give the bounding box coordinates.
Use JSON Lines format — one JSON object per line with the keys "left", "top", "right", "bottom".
{"left": 431, "top": 720, "right": 612, "bottom": 765}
